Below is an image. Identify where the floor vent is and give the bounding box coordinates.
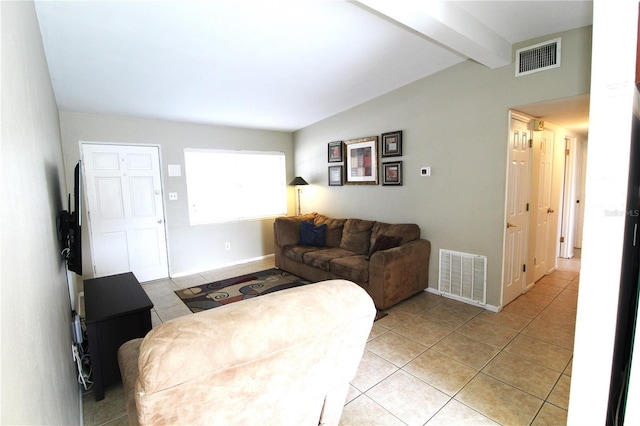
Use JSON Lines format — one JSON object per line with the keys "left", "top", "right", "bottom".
{"left": 515, "top": 38, "right": 561, "bottom": 77}
{"left": 438, "top": 249, "right": 487, "bottom": 305}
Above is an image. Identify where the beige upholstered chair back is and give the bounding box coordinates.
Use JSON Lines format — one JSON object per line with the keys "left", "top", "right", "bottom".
{"left": 119, "top": 279, "right": 375, "bottom": 426}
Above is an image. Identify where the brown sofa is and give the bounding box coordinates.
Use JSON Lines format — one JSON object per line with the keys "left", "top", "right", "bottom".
{"left": 118, "top": 280, "right": 375, "bottom": 426}
{"left": 274, "top": 213, "right": 431, "bottom": 310}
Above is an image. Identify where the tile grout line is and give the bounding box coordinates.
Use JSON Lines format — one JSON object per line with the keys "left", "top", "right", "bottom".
{"left": 421, "top": 270, "right": 578, "bottom": 424}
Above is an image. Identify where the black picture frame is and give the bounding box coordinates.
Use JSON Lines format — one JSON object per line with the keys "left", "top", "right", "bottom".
{"left": 328, "top": 141, "right": 343, "bottom": 163}
{"left": 328, "top": 165, "right": 343, "bottom": 186}
{"left": 382, "top": 161, "right": 403, "bottom": 186}
{"left": 381, "top": 130, "right": 403, "bottom": 157}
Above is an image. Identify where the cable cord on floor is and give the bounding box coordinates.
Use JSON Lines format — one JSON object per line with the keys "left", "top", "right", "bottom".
{"left": 73, "top": 343, "right": 93, "bottom": 391}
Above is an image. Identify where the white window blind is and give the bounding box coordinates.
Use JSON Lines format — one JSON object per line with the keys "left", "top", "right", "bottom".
{"left": 184, "top": 149, "right": 286, "bottom": 225}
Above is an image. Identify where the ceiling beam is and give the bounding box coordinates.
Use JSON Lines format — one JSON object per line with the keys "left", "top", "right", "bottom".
{"left": 356, "top": 0, "right": 512, "bottom": 69}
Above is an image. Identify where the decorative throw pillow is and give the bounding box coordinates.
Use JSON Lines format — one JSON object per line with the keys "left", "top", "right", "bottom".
{"left": 367, "top": 234, "right": 402, "bottom": 260}
{"left": 299, "top": 220, "right": 327, "bottom": 247}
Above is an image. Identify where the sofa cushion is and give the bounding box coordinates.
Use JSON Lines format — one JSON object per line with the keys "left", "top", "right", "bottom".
{"left": 303, "top": 248, "right": 358, "bottom": 272}
{"left": 313, "top": 215, "right": 346, "bottom": 247}
{"left": 370, "top": 222, "right": 420, "bottom": 246}
{"left": 367, "top": 234, "right": 402, "bottom": 260}
{"left": 299, "top": 220, "right": 327, "bottom": 246}
{"left": 340, "top": 219, "right": 375, "bottom": 255}
{"left": 275, "top": 213, "right": 318, "bottom": 247}
{"left": 330, "top": 255, "right": 369, "bottom": 284}
{"left": 282, "top": 245, "right": 322, "bottom": 263}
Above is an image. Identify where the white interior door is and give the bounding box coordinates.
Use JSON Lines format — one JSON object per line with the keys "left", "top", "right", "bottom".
{"left": 532, "top": 128, "right": 555, "bottom": 281}
{"left": 82, "top": 143, "right": 169, "bottom": 282}
{"left": 503, "top": 113, "right": 530, "bottom": 306}
{"left": 574, "top": 139, "right": 588, "bottom": 248}
{"left": 560, "top": 137, "right": 578, "bottom": 258}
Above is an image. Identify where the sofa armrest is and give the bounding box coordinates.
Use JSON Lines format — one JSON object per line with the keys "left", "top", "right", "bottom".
{"left": 368, "top": 239, "right": 431, "bottom": 309}
{"left": 274, "top": 216, "right": 302, "bottom": 247}
{"left": 118, "top": 338, "right": 144, "bottom": 426}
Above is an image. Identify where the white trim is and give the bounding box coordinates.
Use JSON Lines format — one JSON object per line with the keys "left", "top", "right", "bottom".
{"left": 423, "top": 287, "right": 501, "bottom": 312}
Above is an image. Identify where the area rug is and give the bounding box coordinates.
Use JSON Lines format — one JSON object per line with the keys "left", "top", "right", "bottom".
{"left": 175, "top": 268, "right": 387, "bottom": 320}
{"left": 175, "top": 269, "right": 312, "bottom": 313}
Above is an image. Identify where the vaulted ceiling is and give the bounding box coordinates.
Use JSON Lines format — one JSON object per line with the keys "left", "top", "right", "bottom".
{"left": 34, "top": 1, "right": 593, "bottom": 132}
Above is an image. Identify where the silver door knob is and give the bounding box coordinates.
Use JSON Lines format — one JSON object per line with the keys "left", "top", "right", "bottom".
{"left": 157, "top": 219, "right": 163, "bottom": 224}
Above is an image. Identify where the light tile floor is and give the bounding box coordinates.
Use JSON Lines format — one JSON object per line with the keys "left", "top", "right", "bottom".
{"left": 82, "top": 254, "right": 580, "bottom": 426}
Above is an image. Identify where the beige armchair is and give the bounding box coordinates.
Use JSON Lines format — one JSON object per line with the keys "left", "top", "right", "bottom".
{"left": 118, "top": 279, "right": 375, "bottom": 426}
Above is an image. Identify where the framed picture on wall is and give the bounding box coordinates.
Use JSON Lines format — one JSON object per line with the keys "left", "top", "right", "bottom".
{"left": 328, "top": 165, "right": 343, "bottom": 186}
{"left": 381, "top": 130, "right": 403, "bottom": 157}
{"left": 328, "top": 141, "right": 343, "bottom": 162}
{"left": 382, "top": 161, "right": 403, "bottom": 186}
{"left": 344, "top": 136, "right": 378, "bottom": 185}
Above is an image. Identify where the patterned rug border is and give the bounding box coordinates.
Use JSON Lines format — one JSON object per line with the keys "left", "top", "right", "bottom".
{"left": 174, "top": 268, "right": 388, "bottom": 320}
{"left": 174, "top": 268, "right": 311, "bottom": 313}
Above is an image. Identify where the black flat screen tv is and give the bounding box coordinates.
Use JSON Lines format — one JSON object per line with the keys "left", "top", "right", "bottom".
{"left": 57, "top": 161, "right": 82, "bottom": 275}
{"left": 67, "top": 161, "right": 82, "bottom": 275}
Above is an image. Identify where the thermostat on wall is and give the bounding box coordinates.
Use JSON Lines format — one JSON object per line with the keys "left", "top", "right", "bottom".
{"left": 420, "top": 167, "right": 431, "bottom": 177}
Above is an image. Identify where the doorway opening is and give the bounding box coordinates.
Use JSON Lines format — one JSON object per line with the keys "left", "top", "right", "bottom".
{"left": 502, "top": 95, "right": 589, "bottom": 307}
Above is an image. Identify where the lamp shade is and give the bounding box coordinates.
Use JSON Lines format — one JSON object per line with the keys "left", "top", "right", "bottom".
{"left": 289, "top": 176, "right": 309, "bottom": 186}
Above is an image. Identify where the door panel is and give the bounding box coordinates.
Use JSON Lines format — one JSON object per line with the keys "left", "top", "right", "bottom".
{"left": 503, "top": 114, "right": 530, "bottom": 306}
{"left": 533, "top": 129, "right": 555, "bottom": 281}
{"left": 92, "top": 151, "right": 120, "bottom": 169}
{"left": 101, "top": 232, "right": 129, "bottom": 273}
{"left": 130, "top": 177, "right": 155, "bottom": 217}
{"left": 131, "top": 228, "right": 161, "bottom": 268}
{"left": 82, "top": 143, "right": 168, "bottom": 282}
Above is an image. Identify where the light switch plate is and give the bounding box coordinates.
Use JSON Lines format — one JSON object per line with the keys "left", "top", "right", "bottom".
{"left": 169, "top": 192, "right": 178, "bottom": 200}
{"left": 420, "top": 167, "right": 431, "bottom": 177}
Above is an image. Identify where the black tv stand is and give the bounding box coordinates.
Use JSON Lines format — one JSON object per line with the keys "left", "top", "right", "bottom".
{"left": 84, "top": 272, "right": 153, "bottom": 401}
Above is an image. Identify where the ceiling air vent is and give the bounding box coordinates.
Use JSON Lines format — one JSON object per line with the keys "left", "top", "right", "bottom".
{"left": 515, "top": 38, "right": 561, "bottom": 77}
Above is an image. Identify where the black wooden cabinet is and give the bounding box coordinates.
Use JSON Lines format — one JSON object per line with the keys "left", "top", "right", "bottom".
{"left": 84, "top": 272, "right": 153, "bottom": 401}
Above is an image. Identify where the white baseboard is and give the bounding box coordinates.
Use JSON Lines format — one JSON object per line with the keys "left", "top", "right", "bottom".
{"left": 423, "top": 287, "right": 501, "bottom": 312}
{"left": 170, "top": 254, "right": 275, "bottom": 278}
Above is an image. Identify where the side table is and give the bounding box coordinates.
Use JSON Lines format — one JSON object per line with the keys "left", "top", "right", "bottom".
{"left": 84, "top": 272, "right": 153, "bottom": 401}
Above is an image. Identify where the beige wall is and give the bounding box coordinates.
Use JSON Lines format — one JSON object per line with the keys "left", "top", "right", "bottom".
{"left": 1, "top": 2, "right": 80, "bottom": 424}
{"left": 59, "top": 112, "right": 294, "bottom": 281}
{"left": 293, "top": 26, "right": 593, "bottom": 308}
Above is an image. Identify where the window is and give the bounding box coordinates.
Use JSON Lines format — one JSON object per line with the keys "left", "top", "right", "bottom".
{"left": 184, "top": 149, "right": 286, "bottom": 225}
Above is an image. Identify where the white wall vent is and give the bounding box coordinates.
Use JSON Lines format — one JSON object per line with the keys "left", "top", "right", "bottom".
{"left": 515, "top": 38, "right": 561, "bottom": 77}
{"left": 438, "top": 249, "right": 487, "bottom": 305}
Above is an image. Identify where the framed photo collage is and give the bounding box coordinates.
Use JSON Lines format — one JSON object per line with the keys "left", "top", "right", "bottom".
{"left": 327, "top": 130, "right": 403, "bottom": 186}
